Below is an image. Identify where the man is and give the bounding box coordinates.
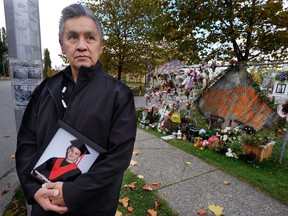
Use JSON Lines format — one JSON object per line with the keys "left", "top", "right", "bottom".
{"left": 16, "top": 3, "right": 137, "bottom": 216}
{"left": 32, "top": 139, "right": 90, "bottom": 183}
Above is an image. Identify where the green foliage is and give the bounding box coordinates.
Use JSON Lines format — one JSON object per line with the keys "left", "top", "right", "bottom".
{"left": 80, "top": 0, "right": 288, "bottom": 78}
{"left": 3, "top": 187, "right": 26, "bottom": 216}
{"left": 130, "top": 85, "right": 146, "bottom": 96}
{"left": 163, "top": 118, "right": 179, "bottom": 134}
{"left": 85, "top": 0, "right": 165, "bottom": 81}
{"left": 161, "top": 0, "right": 288, "bottom": 63}
{"left": 118, "top": 169, "right": 179, "bottom": 215}
{"left": 58, "top": 53, "right": 69, "bottom": 65}
{"left": 227, "top": 139, "right": 243, "bottom": 156}
{"left": 43, "top": 48, "right": 52, "bottom": 79}
{"left": 240, "top": 134, "right": 267, "bottom": 147}
{"left": 0, "top": 27, "right": 8, "bottom": 76}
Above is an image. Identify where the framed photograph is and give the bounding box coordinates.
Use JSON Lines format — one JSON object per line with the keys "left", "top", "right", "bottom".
{"left": 27, "top": 120, "right": 106, "bottom": 183}
{"left": 276, "top": 83, "right": 286, "bottom": 94}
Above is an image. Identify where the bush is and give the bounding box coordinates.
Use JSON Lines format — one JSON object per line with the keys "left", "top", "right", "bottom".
{"left": 240, "top": 134, "right": 267, "bottom": 147}
{"left": 130, "top": 85, "right": 146, "bottom": 96}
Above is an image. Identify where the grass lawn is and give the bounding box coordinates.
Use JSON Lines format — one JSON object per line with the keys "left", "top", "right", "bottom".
{"left": 4, "top": 169, "right": 179, "bottom": 216}
{"left": 146, "top": 123, "right": 288, "bottom": 206}
{"left": 4, "top": 110, "right": 288, "bottom": 214}
{"left": 117, "top": 169, "right": 179, "bottom": 215}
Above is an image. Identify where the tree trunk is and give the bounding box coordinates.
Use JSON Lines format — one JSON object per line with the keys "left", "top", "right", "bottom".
{"left": 117, "top": 64, "right": 122, "bottom": 80}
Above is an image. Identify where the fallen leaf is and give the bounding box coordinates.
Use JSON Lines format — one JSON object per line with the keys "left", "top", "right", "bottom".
{"left": 123, "top": 182, "right": 137, "bottom": 190}
{"left": 154, "top": 201, "right": 161, "bottom": 208}
{"left": 133, "top": 150, "right": 140, "bottom": 155}
{"left": 151, "top": 182, "right": 161, "bottom": 188}
{"left": 119, "top": 197, "right": 129, "bottom": 208}
{"left": 127, "top": 206, "right": 134, "bottom": 212}
{"left": 1, "top": 188, "right": 10, "bottom": 196}
{"left": 130, "top": 160, "right": 138, "bottom": 166}
{"left": 162, "top": 192, "right": 167, "bottom": 196}
{"left": 137, "top": 175, "right": 144, "bottom": 179}
{"left": 143, "top": 184, "right": 153, "bottom": 191}
{"left": 1, "top": 184, "right": 10, "bottom": 197}
{"left": 223, "top": 180, "right": 230, "bottom": 185}
{"left": 10, "top": 154, "right": 15, "bottom": 159}
{"left": 147, "top": 209, "right": 157, "bottom": 216}
{"left": 208, "top": 205, "right": 224, "bottom": 216}
{"left": 185, "top": 161, "right": 192, "bottom": 165}
{"left": 115, "top": 210, "right": 123, "bottom": 216}
{"left": 197, "top": 208, "right": 208, "bottom": 215}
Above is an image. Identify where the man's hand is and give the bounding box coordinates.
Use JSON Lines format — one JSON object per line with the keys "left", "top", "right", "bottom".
{"left": 34, "top": 185, "right": 68, "bottom": 214}
{"left": 44, "top": 182, "right": 66, "bottom": 207}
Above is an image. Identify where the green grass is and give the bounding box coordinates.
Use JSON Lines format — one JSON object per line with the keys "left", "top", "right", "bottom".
{"left": 4, "top": 114, "right": 288, "bottom": 213}
{"left": 127, "top": 82, "right": 146, "bottom": 96}
{"left": 144, "top": 126, "right": 288, "bottom": 206}
{"left": 3, "top": 187, "right": 27, "bottom": 216}
{"left": 144, "top": 107, "right": 288, "bottom": 205}
{"left": 4, "top": 170, "right": 178, "bottom": 216}
{"left": 118, "top": 169, "right": 179, "bottom": 215}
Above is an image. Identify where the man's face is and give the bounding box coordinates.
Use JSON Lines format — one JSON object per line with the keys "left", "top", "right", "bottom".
{"left": 60, "top": 16, "right": 104, "bottom": 73}
{"left": 67, "top": 146, "right": 81, "bottom": 162}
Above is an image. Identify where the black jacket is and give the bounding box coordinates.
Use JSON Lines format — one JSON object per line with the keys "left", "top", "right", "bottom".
{"left": 16, "top": 62, "right": 137, "bottom": 216}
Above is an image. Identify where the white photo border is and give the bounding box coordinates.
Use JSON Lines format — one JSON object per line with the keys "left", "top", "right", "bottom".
{"left": 27, "top": 120, "right": 106, "bottom": 183}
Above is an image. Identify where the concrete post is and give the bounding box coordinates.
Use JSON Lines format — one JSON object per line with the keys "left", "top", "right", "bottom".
{"left": 3, "top": 0, "right": 43, "bottom": 131}
{"left": 3, "top": 0, "right": 42, "bottom": 215}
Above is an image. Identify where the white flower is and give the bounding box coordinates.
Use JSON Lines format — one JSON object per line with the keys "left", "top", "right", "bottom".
{"left": 199, "top": 128, "right": 206, "bottom": 134}
{"left": 223, "top": 127, "right": 231, "bottom": 133}
{"left": 225, "top": 148, "right": 234, "bottom": 157}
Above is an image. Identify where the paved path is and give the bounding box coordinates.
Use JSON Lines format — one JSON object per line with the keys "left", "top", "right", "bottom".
{"left": 0, "top": 80, "right": 19, "bottom": 215}
{"left": 130, "top": 129, "right": 288, "bottom": 216}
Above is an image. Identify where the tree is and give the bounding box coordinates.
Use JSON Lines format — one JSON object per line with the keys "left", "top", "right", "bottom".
{"left": 0, "top": 27, "right": 8, "bottom": 76}
{"left": 163, "top": 0, "right": 288, "bottom": 63}
{"left": 58, "top": 53, "right": 69, "bottom": 65}
{"left": 85, "top": 0, "right": 165, "bottom": 81}
{"left": 43, "top": 48, "right": 52, "bottom": 78}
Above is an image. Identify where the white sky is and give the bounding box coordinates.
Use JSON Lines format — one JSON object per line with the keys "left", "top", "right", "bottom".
{"left": 0, "top": 0, "right": 80, "bottom": 68}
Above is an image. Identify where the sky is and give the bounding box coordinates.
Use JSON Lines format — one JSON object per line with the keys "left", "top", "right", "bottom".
{"left": 0, "top": 0, "right": 80, "bottom": 68}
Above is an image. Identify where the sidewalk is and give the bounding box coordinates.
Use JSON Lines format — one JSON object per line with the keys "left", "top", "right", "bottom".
{"left": 1, "top": 92, "right": 288, "bottom": 215}
{"left": 2, "top": 130, "right": 288, "bottom": 216}
{"left": 130, "top": 129, "right": 288, "bottom": 216}
{"left": 0, "top": 80, "right": 20, "bottom": 216}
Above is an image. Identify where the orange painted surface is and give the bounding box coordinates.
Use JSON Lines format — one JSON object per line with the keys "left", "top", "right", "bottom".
{"left": 200, "top": 86, "right": 275, "bottom": 130}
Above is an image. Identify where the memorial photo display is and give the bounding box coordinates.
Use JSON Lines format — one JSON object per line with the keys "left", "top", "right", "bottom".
{"left": 27, "top": 120, "right": 106, "bottom": 183}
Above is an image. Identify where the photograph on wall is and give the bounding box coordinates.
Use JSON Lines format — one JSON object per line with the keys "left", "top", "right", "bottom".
{"left": 276, "top": 83, "right": 286, "bottom": 94}
{"left": 27, "top": 120, "right": 106, "bottom": 183}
